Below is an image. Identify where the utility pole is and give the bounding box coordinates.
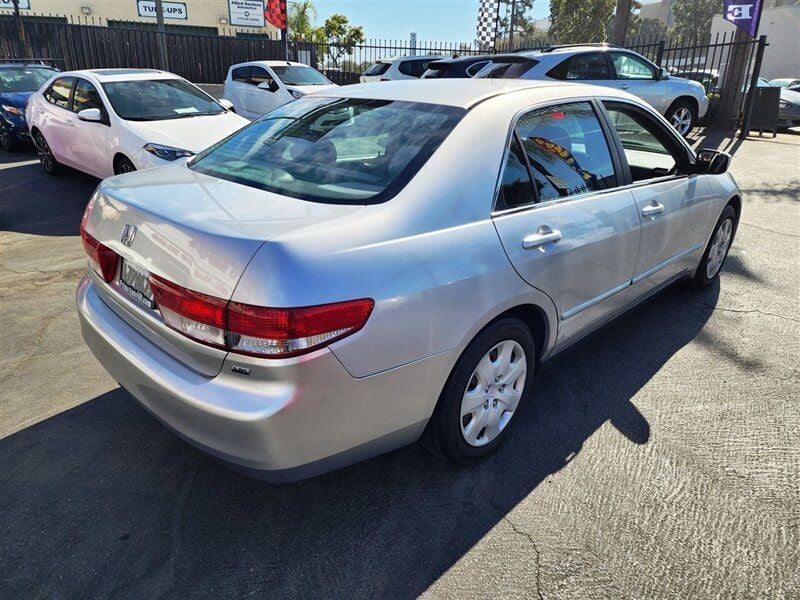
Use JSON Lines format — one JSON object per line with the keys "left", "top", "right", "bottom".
{"left": 12, "top": 0, "right": 32, "bottom": 59}
{"left": 611, "top": 0, "right": 633, "bottom": 45}
{"left": 154, "top": 0, "right": 170, "bottom": 71}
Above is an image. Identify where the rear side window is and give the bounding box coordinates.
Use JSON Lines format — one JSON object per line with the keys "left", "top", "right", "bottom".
{"left": 465, "top": 61, "right": 490, "bottom": 77}
{"left": 497, "top": 136, "right": 536, "bottom": 210}
{"left": 363, "top": 62, "right": 390, "bottom": 76}
{"left": 232, "top": 66, "right": 250, "bottom": 82}
{"left": 44, "top": 77, "right": 74, "bottom": 109}
{"left": 515, "top": 102, "right": 616, "bottom": 202}
{"left": 398, "top": 59, "right": 431, "bottom": 78}
{"left": 547, "top": 53, "right": 610, "bottom": 80}
{"left": 477, "top": 59, "right": 539, "bottom": 79}
{"left": 190, "top": 97, "right": 465, "bottom": 204}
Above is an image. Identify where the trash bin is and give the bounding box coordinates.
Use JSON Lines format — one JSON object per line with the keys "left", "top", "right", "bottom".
{"left": 749, "top": 86, "right": 781, "bottom": 136}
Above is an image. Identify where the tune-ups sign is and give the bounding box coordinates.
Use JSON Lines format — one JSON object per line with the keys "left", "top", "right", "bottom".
{"left": 723, "top": 0, "right": 763, "bottom": 37}
{"left": 136, "top": 1, "right": 188, "bottom": 20}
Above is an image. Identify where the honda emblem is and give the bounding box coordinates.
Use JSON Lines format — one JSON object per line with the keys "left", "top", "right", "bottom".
{"left": 121, "top": 224, "right": 137, "bottom": 247}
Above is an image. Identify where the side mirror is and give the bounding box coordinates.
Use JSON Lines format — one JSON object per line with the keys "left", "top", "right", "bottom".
{"left": 695, "top": 148, "right": 731, "bottom": 174}
{"left": 257, "top": 80, "right": 279, "bottom": 93}
{"left": 77, "top": 107, "right": 103, "bottom": 122}
{"left": 218, "top": 98, "right": 234, "bottom": 111}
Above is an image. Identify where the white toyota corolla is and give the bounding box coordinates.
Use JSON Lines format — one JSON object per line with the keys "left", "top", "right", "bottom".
{"left": 26, "top": 68, "right": 248, "bottom": 178}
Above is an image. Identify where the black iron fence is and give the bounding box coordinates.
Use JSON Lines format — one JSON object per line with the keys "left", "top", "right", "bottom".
{"left": 0, "top": 13, "right": 766, "bottom": 130}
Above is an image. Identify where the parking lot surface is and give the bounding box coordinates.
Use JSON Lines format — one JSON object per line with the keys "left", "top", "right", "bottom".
{"left": 1, "top": 130, "right": 798, "bottom": 599}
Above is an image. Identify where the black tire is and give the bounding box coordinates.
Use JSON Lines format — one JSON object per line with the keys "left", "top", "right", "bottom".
{"left": 665, "top": 99, "right": 697, "bottom": 137}
{"left": 113, "top": 155, "right": 137, "bottom": 175}
{"left": 691, "top": 204, "right": 738, "bottom": 289}
{"left": 1, "top": 125, "right": 19, "bottom": 152}
{"left": 421, "top": 318, "right": 536, "bottom": 464}
{"left": 33, "top": 130, "right": 60, "bottom": 175}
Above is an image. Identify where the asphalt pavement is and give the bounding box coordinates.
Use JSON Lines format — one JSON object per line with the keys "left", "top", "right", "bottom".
{"left": 0, "top": 129, "right": 798, "bottom": 599}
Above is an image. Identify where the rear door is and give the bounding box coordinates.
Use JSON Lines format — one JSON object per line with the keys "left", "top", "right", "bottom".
{"left": 546, "top": 52, "right": 614, "bottom": 90}
{"left": 39, "top": 76, "right": 76, "bottom": 164}
{"left": 601, "top": 100, "right": 715, "bottom": 297}
{"left": 226, "top": 65, "right": 252, "bottom": 116}
{"left": 491, "top": 100, "right": 642, "bottom": 348}
{"left": 609, "top": 51, "right": 667, "bottom": 112}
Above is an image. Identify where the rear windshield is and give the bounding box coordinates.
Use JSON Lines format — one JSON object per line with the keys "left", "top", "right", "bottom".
{"left": 0, "top": 67, "right": 58, "bottom": 93}
{"left": 102, "top": 79, "right": 224, "bottom": 121}
{"left": 363, "top": 62, "right": 390, "bottom": 76}
{"left": 190, "top": 96, "right": 465, "bottom": 204}
{"left": 272, "top": 65, "right": 331, "bottom": 86}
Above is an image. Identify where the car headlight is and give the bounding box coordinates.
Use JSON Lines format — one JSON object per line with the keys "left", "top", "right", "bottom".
{"left": 143, "top": 143, "right": 195, "bottom": 161}
{"left": 289, "top": 89, "right": 305, "bottom": 100}
{"left": 2, "top": 104, "right": 24, "bottom": 117}
{"left": 779, "top": 100, "right": 790, "bottom": 109}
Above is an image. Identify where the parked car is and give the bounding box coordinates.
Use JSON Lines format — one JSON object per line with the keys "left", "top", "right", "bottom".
{"left": 360, "top": 55, "right": 439, "bottom": 82}
{"left": 421, "top": 55, "right": 494, "bottom": 79}
{"left": 76, "top": 79, "right": 741, "bottom": 481}
{"left": 222, "top": 60, "right": 337, "bottom": 119}
{"left": 0, "top": 62, "right": 59, "bottom": 151}
{"left": 475, "top": 44, "right": 709, "bottom": 136}
{"left": 26, "top": 68, "right": 248, "bottom": 178}
{"left": 674, "top": 69, "right": 720, "bottom": 94}
{"left": 757, "top": 78, "right": 800, "bottom": 129}
{"left": 769, "top": 78, "right": 800, "bottom": 92}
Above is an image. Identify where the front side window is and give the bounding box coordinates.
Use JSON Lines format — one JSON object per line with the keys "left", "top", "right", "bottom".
{"left": 249, "top": 67, "right": 273, "bottom": 86}
{"left": 102, "top": 78, "right": 224, "bottom": 121}
{"left": 272, "top": 65, "right": 331, "bottom": 86}
{"left": 190, "top": 97, "right": 465, "bottom": 204}
{"left": 0, "top": 67, "right": 57, "bottom": 93}
{"left": 72, "top": 79, "right": 103, "bottom": 113}
{"left": 603, "top": 103, "right": 682, "bottom": 182}
{"left": 611, "top": 52, "right": 655, "bottom": 80}
{"left": 515, "top": 102, "right": 616, "bottom": 202}
{"left": 548, "top": 53, "right": 610, "bottom": 80}
{"left": 44, "top": 77, "right": 74, "bottom": 109}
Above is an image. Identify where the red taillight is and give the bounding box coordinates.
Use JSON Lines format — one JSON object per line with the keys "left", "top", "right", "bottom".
{"left": 227, "top": 299, "right": 374, "bottom": 357}
{"left": 148, "top": 275, "right": 373, "bottom": 358}
{"left": 80, "top": 227, "right": 118, "bottom": 283}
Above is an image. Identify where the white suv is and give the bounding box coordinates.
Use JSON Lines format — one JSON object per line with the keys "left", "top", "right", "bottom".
{"left": 222, "top": 61, "right": 337, "bottom": 120}
{"left": 476, "top": 45, "right": 709, "bottom": 136}
{"left": 360, "top": 55, "right": 440, "bottom": 83}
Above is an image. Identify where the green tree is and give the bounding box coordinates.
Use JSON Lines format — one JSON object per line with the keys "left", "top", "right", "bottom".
{"left": 288, "top": 0, "right": 317, "bottom": 42}
{"left": 549, "top": 0, "right": 616, "bottom": 43}
{"left": 321, "top": 14, "right": 366, "bottom": 68}
{"left": 638, "top": 17, "right": 668, "bottom": 39}
{"left": 668, "top": 0, "right": 723, "bottom": 41}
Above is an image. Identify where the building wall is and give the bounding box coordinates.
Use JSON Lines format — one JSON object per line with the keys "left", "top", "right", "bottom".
{"left": 0, "top": 0, "right": 280, "bottom": 37}
{"left": 639, "top": 0, "right": 677, "bottom": 28}
{"left": 710, "top": 4, "right": 800, "bottom": 79}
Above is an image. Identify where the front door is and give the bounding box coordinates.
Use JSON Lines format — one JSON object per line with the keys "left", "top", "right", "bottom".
{"left": 492, "top": 101, "right": 642, "bottom": 348}
{"left": 602, "top": 100, "right": 716, "bottom": 296}
{"left": 609, "top": 51, "right": 668, "bottom": 113}
{"left": 248, "top": 66, "right": 283, "bottom": 116}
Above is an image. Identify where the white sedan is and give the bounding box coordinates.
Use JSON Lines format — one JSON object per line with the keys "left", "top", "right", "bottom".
{"left": 26, "top": 68, "right": 249, "bottom": 178}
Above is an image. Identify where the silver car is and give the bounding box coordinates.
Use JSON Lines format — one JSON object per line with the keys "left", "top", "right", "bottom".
{"left": 76, "top": 79, "right": 741, "bottom": 481}
{"left": 476, "top": 45, "right": 710, "bottom": 136}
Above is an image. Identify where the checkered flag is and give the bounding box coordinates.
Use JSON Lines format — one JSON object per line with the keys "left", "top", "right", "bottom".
{"left": 265, "top": 0, "right": 287, "bottom": 30}
{"left": 477, "top": 0, "right": 500, "bottom": 49}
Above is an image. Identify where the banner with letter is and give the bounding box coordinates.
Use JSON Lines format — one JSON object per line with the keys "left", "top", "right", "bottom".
{"left": 723, "top": 0, "right": 763, "bottom": 37}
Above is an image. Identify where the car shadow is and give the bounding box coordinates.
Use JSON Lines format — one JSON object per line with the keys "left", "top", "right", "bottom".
{"left": 0, "top": 148, "right": 97, "bottom": 236}
{"left": 1, "top": 281, "right": 722, "bottom": 598}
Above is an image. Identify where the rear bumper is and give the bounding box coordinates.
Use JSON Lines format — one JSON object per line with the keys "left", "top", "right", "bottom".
{"left": 76, "top": 275, "right": 453, "bottom": 481}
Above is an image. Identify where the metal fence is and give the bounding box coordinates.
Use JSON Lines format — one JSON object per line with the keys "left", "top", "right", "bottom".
{"left": 0, "top": 13, "right": 766, "bottom": 129}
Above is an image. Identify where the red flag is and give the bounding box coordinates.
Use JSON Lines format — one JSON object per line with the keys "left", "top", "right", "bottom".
{"left": 265, "top": 0, "right": 286, "bottom": 30}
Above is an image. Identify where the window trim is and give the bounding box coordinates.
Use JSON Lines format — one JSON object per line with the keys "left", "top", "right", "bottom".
{"left": 491, "top": 95, "right": 698, "bottom": 217}
{"left": 491, "top": 97, "right": 627, "bottom": 214}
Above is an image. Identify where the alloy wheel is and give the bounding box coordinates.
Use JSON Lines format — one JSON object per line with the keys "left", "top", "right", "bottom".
{"left": 706, "top": 218, "right": 733, "bottom": 279}
{"left": 35, "top": 133, "right": 55, "bottom": 172}
{"left": 671, "top": 107, "right": 693, "bottom": 135}
{"left": 116, "top": 160, "right": 135, "bottom": 174}
{"left": 460, "top": 339, "right": 527, "bottom": 447}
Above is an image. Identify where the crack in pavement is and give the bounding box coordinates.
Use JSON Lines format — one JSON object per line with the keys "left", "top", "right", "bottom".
{"left": 502, "top": 515, "right": 545, "bottom": 600}
{"left": 740, "top": 221, "right": 800, "bottom": 239}
{"left": 683, "top": 301, "right": 800, "bottom": 324}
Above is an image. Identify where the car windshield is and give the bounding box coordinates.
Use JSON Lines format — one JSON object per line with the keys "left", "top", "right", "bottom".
{"left": 101, "top": 78, "right": 224, "bottom": 121}
{"left": 190, "top": 96, "right": 464, "bottom": 204}
{"left": 0, "top": 67, "right": 58, "bottom": 93}
{"left": 271, "top": 65, "right": 331, "bottom": 86}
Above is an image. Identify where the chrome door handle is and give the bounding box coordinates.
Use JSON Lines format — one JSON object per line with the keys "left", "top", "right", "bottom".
{"left": 522, "top": 227, "right": 562, "bottom": 250}
{"left": 641, "top": 203, "right": 664, "bottom": 218}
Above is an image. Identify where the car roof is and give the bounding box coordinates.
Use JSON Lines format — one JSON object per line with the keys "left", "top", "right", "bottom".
{"left": 57, "top": 68, "right": 181, "bottom": 82}
{"left": 313, "top": 78, "right": 638, "bottom": 109}
{"left": 233, "top": 60, "right": 310, "bottom": 68}
{"left": 0, "top": 63, "right": 58, "bottom": 69}
{"left": 428, "top": 55, "right": 494, "bottom": 65}
{"left": 374, "top": 55, "right": 441, "bottom": 63}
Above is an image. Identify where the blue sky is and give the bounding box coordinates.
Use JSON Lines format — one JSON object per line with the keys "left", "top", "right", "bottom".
{"left": 313, "top": 0, "right": 551, "bottom": 43}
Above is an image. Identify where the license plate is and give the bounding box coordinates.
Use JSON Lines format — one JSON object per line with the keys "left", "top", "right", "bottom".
{"left": 119, "top": 259, "right": 154, "bottom": 309}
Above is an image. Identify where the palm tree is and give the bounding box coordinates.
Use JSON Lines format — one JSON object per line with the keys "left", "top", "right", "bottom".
{"left": 288, "top": 0, "right": 318, "bottom": 42}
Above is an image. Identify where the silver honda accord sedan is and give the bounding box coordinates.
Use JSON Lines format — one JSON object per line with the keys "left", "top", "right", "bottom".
{"left": 76, "top": 79, "right": 741, "bottom": 481}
